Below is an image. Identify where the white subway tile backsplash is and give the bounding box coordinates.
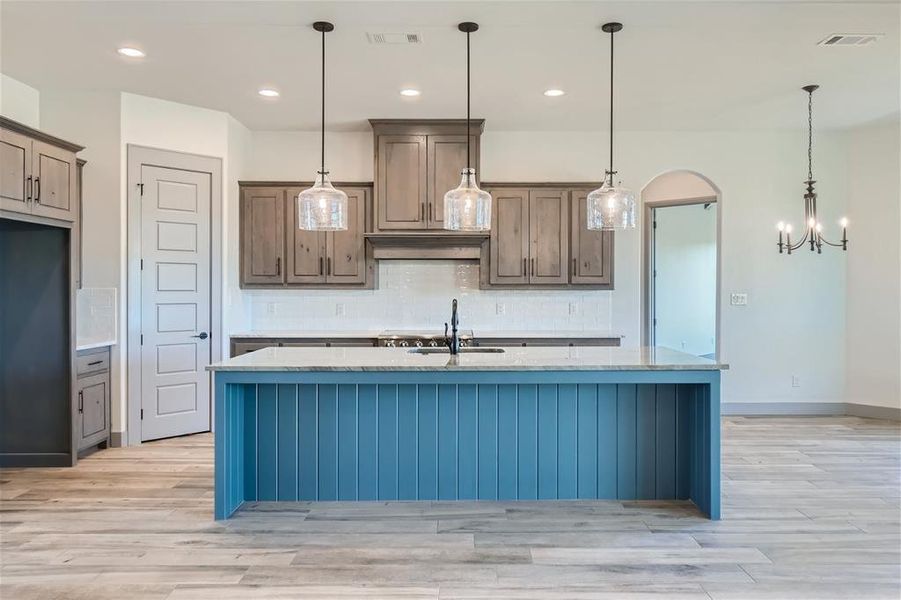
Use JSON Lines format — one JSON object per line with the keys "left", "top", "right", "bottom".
{"left": 248, "top": 260, "right": 613, "bottom": 332}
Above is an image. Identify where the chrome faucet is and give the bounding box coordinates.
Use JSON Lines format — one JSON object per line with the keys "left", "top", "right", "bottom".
{"left": 444, "top": 298, "right": 460, "bottom": 355}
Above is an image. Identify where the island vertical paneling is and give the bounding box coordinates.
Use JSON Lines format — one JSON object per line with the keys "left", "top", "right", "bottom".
{"left": 214, "top": 372, "right": 721, "bottom": 520}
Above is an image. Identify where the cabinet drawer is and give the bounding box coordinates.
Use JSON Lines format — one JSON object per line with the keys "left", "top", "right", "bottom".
{"left": 76, "top": 349, "right": 110, "bottom": 376}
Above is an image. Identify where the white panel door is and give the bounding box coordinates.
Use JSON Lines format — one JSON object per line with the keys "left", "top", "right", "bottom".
{"left": 140, "top": 165, "right": 211, "bottom": 441}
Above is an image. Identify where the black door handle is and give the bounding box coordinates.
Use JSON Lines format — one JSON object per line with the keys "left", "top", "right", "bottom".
{"left": 26, "top": 176, "right": 32, "bottom": 201}
{"left": 34, "top": 177, "right": 40, "bottom": 202}
{"left": 192, "top": 332, "right": 209, "bottom": 340}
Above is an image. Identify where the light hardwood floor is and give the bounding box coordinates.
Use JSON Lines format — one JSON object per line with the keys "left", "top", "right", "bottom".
{"left": 1, "top": 416, "right": 899, "bottom": 599}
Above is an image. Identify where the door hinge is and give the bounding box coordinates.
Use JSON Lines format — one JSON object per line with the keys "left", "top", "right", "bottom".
{"left": 140, "top": 334, "right": 144, "bottom": 345}
{"left": 140, "top": 409, "right": 144, "bottom": 420}
{"left": 653, "top": 221, "right": 657, "bottom": 229}
{"left": 138, "top": 183, "right": 144, "bottom": 196}
{"left": 653, "top": 318, "right": 658, "bottom": 326}
{"left": 140, "top": 259, "right": 144, "bottom": 270}
{"left": 653, "top": 269, "right": 657, "bottom": 278}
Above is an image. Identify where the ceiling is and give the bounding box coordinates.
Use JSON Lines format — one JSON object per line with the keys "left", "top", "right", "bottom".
{"left": 1, "top": 1, "right": 898, "bottom": 132}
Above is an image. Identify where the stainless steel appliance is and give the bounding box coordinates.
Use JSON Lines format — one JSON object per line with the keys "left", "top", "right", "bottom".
{"left": 378, "top": 330, "right": 474, "bottom": 348}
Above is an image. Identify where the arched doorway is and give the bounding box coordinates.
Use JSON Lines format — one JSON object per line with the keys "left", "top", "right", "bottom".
{"left": 640, "top": 171, "right": 722, "bottom": 360}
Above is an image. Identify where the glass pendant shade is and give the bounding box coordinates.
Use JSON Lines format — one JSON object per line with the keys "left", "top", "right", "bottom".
{"left": 586, "top": 179, "right": 636, "bottom": 230}
{"left": 297, "top": 172, "right": 347, "bottom": 231}
{"left": 444, "top": 168, "right": 491, "bottom": 231}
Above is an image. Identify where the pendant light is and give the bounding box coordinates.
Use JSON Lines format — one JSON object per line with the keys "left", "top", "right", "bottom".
{"left": 297, "top": 21, "right": 347, "bottom": 231}
{"left": 444, "top": 22, "right": 492, "bottom": 231}
{"left": 776, "top": 85, "right": 848, "bottom": 254}
{"left": 586, "top": 22, "right": 636, "bottom": 230}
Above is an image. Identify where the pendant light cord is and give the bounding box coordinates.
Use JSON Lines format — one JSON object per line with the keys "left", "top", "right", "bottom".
{"left": 466, "top": 29, "right": 471, "bottom": 170}
{"left": 320, "top": 28, "right": 326, "bottom": 176}
{"left": 807, "top": 88, "right": 813, "bottom": 182}
{"left": 608, "top": 28, "right": 615, "bottom": 184}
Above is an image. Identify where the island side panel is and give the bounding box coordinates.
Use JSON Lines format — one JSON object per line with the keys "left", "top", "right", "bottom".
{"left": 213, "top": 370, "right": 722, "bottom": 520}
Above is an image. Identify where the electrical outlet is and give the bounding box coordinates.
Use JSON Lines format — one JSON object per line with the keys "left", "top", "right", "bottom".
{"left": 730, "top": 293, "right": 748, "bottom": 306}
{"left": 791, "top": 375, "right": 800, "bottom": 388}
{"left": 335, "top": 303, "right": 346, "bottom": 317}
{"left": 569, "top": 302, "right": 579, "bottom": 316}
{"left": 266, "top": 302, "right": 277, "bottom": 315}
{"left": 496, "top": 303, "right": 506, "bottom": 315}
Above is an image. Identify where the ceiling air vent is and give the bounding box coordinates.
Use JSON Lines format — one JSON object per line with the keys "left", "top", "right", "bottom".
{"left": 818, "top": 33, "right": 882, "bottom": 47}
{"left": 367, "top": 32, "right": 423, "bottom": 44}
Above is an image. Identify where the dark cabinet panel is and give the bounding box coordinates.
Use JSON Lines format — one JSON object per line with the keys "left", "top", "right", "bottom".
{"left": 286, "top": 188, "right": 327, "bottom": 284}
{"left": 0, "top": 128, "right": 32, "bottom": 214}
{"left": 31, "top": 140, "right": 76, "bottom": 221}
{"left": 327, "top": 187, "right": 368, "bottom": 284}
{"left": 571, "top": 191, "right": 614, "bottom": 286}
{"left": 489, "top": 188, "right": 530, "bottom": 285}
{"left": 377, "top": 135, "right": 427, "bottom": 230}
{"left": 529, "top": 189, "right": 568, "bottom": 284}
{"left": 427, "top": 135, "right": 477, "bottom": 229}
{"left": 241, "top": 187, "right": 285, "bottom": 285}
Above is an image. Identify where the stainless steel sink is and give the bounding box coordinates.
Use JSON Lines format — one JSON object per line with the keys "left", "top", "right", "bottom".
{"left": 407, "top": 347, "right": 506, "bottom": 355}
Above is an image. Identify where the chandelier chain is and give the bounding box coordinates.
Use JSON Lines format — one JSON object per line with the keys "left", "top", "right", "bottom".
{"left": 807, "top": 88, "right": 813, "bottom": 182}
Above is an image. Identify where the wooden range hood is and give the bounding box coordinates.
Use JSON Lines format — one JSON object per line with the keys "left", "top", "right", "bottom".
{"left": 364, "top": 232, "right": 488, "bottom": 260}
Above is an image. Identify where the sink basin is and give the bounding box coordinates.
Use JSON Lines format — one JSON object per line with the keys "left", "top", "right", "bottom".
{"left": 407, "top": 347, "right": 506, "bottom": 355}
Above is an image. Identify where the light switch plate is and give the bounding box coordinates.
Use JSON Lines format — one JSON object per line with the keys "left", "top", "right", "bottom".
{"left": 266, "top": 302, "right": 277, "bottom": 315}
{"left": 496, "top": 303, "right": 506, "bottom": 315}
{"left": 730, "top": 293, "right": 748, "bottom": 306}
{"left": 335, "top": 303, "right": 346, "bottom": 317}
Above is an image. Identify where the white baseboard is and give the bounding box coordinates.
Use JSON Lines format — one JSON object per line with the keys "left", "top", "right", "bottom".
{"left": 723, "top": 402, "right": 900, "bottom": 420}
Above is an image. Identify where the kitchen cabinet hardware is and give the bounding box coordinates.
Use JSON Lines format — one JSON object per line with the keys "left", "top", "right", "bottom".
{"left": 319, "top": 256, "right": 324, "bottom": 275}
{"left": 275, "top": 257, "right": 281, "bottom": 275}
{"left": 26, "top": 176, "right": 32, "bottom": 200}
{"left": 87, "top": 360, "right": 103, "bottom": 366}
{"left": 531, "top": 257, "right": 535, "bottom": 276}
{"left": 191, "top": 332, "right": 209, "bottom": 340}
{"left": 327, "top": 257, "right": 331, "bottom": 275}
{"left": 523, "top": 257, "right": 527, "bottom": 276}
{"left": 34, "top": 177, "right": 40, "bottom": 202}
{"left": 78, "top": 390, "right": 84, "bottom": 413}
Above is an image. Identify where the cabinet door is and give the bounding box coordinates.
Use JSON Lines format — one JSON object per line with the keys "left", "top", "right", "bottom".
{"left": 529, "top": 189, "right": 569, "bottom": 284}
{"left": 0, "top": 128, "right": 33, "bottom": 215}
{"left": 426, "top": 135, "right": 477, "bottom": 229}
{"left": 286, "top": 187, "right": 327, "bottom": 284}
{"left": 327, "top": 187, "right": 368, "bottom": 284}
{"left": 78, "top": 373, "right": 108, "bottom": 449}
{"left": 377, "top": 134, "right": 427, "bottom": 230}
{"left": 489, "top": 188, "right": 530, "bottom": 285}
{"left": 31, "top": 140, "right": 77, "bottom": 221}
{"left": 571, "top": 191, "right": 614, "bottom": 286}
{"left": 241, "top": 187, "right": 285, "bottom": 285}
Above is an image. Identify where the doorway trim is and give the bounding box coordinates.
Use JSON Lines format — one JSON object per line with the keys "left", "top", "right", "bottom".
{"left": 640, "top": 171, "right": 722, "bottom": 361}
{"left": 126, "top": 145, "right": 223, "bottom": 446}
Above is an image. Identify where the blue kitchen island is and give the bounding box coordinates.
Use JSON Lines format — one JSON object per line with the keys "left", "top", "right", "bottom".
{"left": 208, "top": 346, "right": 726, "bottom": 520}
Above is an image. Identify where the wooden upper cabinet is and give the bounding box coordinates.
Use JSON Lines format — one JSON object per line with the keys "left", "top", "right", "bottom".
{"left": 377, "top": 135, "right": 427, "bottom": 230}
{"left": 241, "top": 187, "right": 285, "bottom": 285}
{"left": 528, "top": 189, "right": 569, "bottom": 284}
{"left": 0, "top": 128, "right": 32, "bottom": 214}
{"left": 239, "top": 183, "right": 372, "bottom": 288}
{"left": 31, "top": 140, "right": 77, "bottom": 221}
{"left": 426, "top": 135, "right": 477, "bottom": 229}
{"left": 327, "top": 187, "right": 368, "bottom": 284}
{"left": 286, "top": 187, "right": 327, "bottom": 284}
{"left": 571, "top": 190, "right": 614, "bottom": 286}
{"left": 489, "top": 188, "right": 530, "bottom": 285}
{"left": 1, "top": 120, "right": 80, "bottom": 223}
{"left": 372, "top": 120, "right": 484, "bottom": 232}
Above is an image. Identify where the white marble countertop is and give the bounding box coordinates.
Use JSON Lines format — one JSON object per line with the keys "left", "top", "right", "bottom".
{"left": 230, "top": 330, "right": 623, "bottom": 339}
{"left": 207, "top": 346, "right": 726, "bottom": 372}
{"left": 76, "top": 339, "right": 116, "bottom": 351}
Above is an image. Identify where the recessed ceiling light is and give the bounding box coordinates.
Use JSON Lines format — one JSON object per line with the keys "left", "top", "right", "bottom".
{"left": 117, "top": 47, "right": 145, "bottom": 58}
{"left": 544, "top": 89, "right": 565, "bottom": 97}
{"left": 258, "top": 88, "right": 280, "bottom": 98}
{"left": 400, "top": 89, "right": 421, "bottom": 97}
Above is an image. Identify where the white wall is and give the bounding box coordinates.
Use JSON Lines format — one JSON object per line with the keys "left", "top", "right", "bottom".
{"left": 845, "top": 118, "right": 901, "bottom": 411}
{"left": 119, "top": 92, "right": 249, "bottom": 437}
{"left": 40, "top": 90, "right": 125, "bottom": 429}
{"left": 244, "top": 128, "right": 850, "bottom": 408}
{"left": 653, "top": 203, "right": 718, "bottom": 357}
{"left": 0, "top": 73, "right": 39, "bottom": 127}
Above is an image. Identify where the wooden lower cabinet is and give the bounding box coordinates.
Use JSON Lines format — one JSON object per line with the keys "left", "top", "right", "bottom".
{"left": 240, "top": 183, "right": 374, "bottom": 288}
{"left": 75, "top": 347, "right": 111, "bottom": 452}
